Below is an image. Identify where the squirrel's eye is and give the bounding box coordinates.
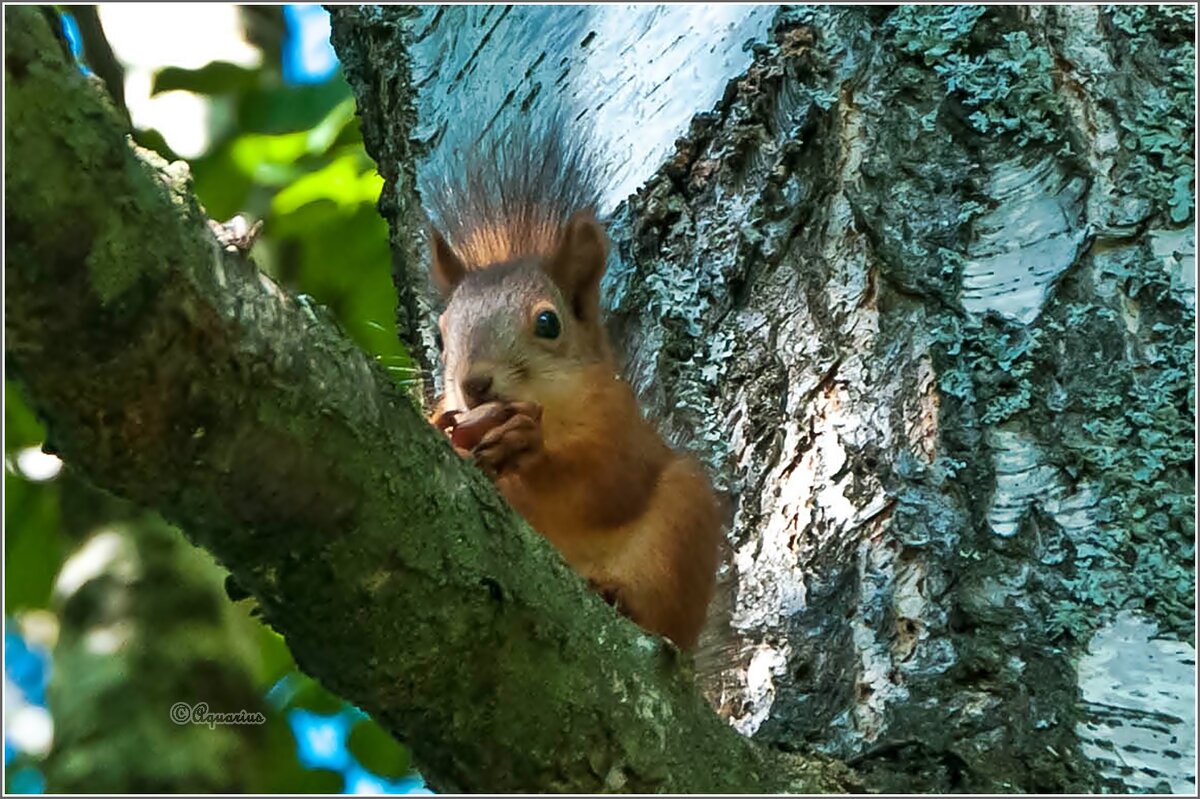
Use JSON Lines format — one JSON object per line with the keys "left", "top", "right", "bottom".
{"left": 534, "top": 309, "right": 561, "bottom": 340}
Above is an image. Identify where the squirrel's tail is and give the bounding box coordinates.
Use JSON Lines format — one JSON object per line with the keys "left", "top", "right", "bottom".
{"left": 422, "top": 113, "right": 606, "bottom": 269}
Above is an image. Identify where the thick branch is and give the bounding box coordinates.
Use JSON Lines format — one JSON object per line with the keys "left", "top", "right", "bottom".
{"left": 326, "top": 5, "right": 439, "bottom": 404}
{"left": 3, "top": 8, "right": 847, "bottom": 793}
{"left": 73, "top": 6, "right": 129, "bottom": 125}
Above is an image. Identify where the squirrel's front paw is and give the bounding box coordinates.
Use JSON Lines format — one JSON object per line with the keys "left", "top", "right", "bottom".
{"left": 587, "top": 578, "right": 641, "bottom": 626}
{"left": 472, "top": 402, "right": 543, "bottom": 478}
{"left": 588, "top": 578, "right": 625, "bottom": 610}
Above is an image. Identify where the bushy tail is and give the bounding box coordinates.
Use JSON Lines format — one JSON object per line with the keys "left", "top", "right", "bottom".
{"left": 422, "top": 114, "right": 606, "bottom": 268}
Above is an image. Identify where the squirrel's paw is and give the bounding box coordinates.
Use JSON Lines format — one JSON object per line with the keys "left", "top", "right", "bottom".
{"left": 588, "top": 578, "right": 624, "bottom": 610}
{"left": 472, "top": 405, "right": 543, "bottom": 477}
{"left": 587, "top": 578, "right": 641, "bottom": 626}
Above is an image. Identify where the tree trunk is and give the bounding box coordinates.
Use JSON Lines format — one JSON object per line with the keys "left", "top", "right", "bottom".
{"left": 340, "top": 4, "right": 1196, "bottom": 794}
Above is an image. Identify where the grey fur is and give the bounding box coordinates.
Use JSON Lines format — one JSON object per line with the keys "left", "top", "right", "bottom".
{"left": 422, "top": 113, "right": 608, "bottom": 268}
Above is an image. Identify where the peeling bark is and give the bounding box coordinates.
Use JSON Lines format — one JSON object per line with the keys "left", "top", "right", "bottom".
{"left": 370, "top": 3, "right": 1195, "bottom": 794}
{"left": 609, "top": 6, "right": 1195, "bottom": 793}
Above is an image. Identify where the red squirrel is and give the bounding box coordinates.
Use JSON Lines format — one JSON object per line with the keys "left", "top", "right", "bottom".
{"left": 424, "top": 123, "right": 723, "bottom": 650}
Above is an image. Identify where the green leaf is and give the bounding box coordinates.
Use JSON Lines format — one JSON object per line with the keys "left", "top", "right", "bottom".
{"left": 253, "top": 715, "right": 346, "bottom": 793}
{"left": 4, "top": 472, "right": 64, "bottom": 612}
{"left": 231, "top": 132, "right": 311, "bottom": 178}
{"left": 305, "top": 98, "right": 358, "bottom": 156}
{"left": 236, "top": 78, "right": 351, "bottom": 135}
{"left": 271, "top": 155, "right": 382, "bottom": 215}
{"left": 188, "top": 143, "right": 257, "bottom": 222}
{"left": 274, "top": 204, "right": 404, "bottom": 364}
{"left": 152, "top": 61, "right": 261, "bottom": 96}
{"left": 253, "top": 624, "right": 297, "bottom": 687}
{"left": 5, "top": 381, "right": 46, "bottom": 451}
{"left": 3, "top": 380, "right": 65, "bottom": 611}
{"left": 287, "top": 676, "right": 349, "bottom": 715}
{"left": 130, "top": 126, "right": 181, "bottom": 163}
{"left": 227, "top": 101, "right": 361, "bottom": 186}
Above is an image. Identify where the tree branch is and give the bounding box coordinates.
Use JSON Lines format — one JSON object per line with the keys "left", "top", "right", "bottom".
{"left": 326, "top": 5, "right": 440, "bottom": 406}
{"left": 72, "top": 6, "right": 129, "bottom": 126}
{"left": 3, "top": 7, "right": 848, "bottom": 792}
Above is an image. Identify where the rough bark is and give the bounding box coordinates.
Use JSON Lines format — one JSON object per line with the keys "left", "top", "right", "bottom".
{"left": 72, "top": 6, "right": 128, "bottom": 124}
{"left": 365, "top": 3, "right": 1196, "bottom": 794}
{"left": 606, "top": 7, "right": 1194, "bottom": 793}
{"left": 326, "top": 5, "right": 439, "bottom": 403}
{"left": 4, "top": 6, "right": 847, "bottom": 793}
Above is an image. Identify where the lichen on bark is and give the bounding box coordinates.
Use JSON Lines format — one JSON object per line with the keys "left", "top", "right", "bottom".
{"left": 514, "top": 3, "right": 1194, "bottom": 793}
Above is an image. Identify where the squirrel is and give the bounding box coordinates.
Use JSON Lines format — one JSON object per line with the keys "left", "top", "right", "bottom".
{"left": 421, "top": 119, "right": 724, "bottom": 651}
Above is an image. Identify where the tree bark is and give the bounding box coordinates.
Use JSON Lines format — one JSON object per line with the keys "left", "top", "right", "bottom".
{"left": 72, "top": 6, "right": 129, "bottom": 125}
{"left": 326, "top": 5, "right": 440, "bottom": 401}
{"left": 4, "top": 6, "right": 847, "bottom": 793}
{"left": 346, "top": 3, "right": 1196, "bottom": 794}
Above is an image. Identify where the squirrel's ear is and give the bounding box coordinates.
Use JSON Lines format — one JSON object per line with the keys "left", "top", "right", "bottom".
{"left": 547, "top": 211, "right": 608, "bottom": 322}
{"left": 431, "top": 227, "right": 467, "bottom": 298}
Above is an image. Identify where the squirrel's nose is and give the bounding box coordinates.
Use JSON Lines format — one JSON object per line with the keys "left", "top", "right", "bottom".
{"left": 461, "top": 374, "right": 494, "bottom": 407}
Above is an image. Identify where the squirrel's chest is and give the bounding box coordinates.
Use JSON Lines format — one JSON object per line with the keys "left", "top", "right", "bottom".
{"left": 496, "top": 473, "right": 635, "bottom": 577}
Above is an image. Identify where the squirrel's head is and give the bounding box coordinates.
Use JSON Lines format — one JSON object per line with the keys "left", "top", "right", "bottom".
{"left": 431, "top": 212, "right": 613, "bottom": 410}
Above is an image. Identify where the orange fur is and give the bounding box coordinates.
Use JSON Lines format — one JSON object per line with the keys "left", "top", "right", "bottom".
{"left": 476, "top": 364, "right": 721, "bottom": 649}
{"left": 426, "top": 131, "right": 723, "bottom": 650}
{"left": 433, "top": 360, "right": 722, "bottom": 648}
{"left": 454, "top": 217, "right": 562, "bottom": 268}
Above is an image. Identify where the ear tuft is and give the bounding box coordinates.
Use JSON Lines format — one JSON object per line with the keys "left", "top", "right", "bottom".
{"left": 431, "top": 226, "right": 467, "bottom": 298}
{"left": 546, "top": 212, "right": 608, "bottom": 322}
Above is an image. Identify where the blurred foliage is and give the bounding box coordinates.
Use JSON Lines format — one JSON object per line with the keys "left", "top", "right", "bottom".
{"left": 4, "top": 385, "right": 64, "bottom": 615}
{"left": 6, "top": 7, "right": 422, "bottom": 793}
{"left": 137, "top": 60, "right": 409, "bottom": 374}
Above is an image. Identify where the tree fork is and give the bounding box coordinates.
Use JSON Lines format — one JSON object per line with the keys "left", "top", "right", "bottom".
{"left": 3, "top": 7, "right": 852, "bottom": 793}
